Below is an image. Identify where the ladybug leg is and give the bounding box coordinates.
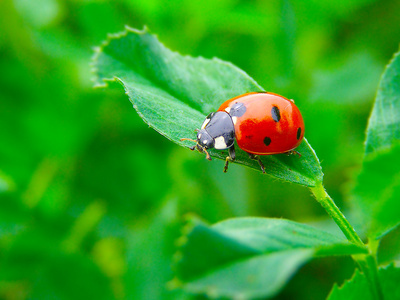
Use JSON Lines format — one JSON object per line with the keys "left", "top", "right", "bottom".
{"left": 248, "top": 153, "right": 266, "bottom": 173}
{"left": 223, "top": 145, "right": 236, "bottom": 173}
{"left": 197, "top": 145, "right": 211, "bottom": 160}
{"left": 286, "top": 150, "right": 301, "bottom": 157}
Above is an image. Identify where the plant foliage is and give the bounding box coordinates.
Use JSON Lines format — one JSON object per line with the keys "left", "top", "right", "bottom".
{"left": 93, "top": 27, "right": 323, "bottom": 187}
{"left": 92, "top": 25, "right": 400, "bottom": 299}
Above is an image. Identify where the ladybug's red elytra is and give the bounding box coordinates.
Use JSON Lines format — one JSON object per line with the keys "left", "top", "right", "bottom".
{"left": 181, "top": 92, "right": 305, "bottom": 173}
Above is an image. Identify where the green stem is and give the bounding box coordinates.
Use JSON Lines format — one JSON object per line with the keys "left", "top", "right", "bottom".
{"left": 310, "top": 182, "right": 363, "bottom": 246}
{"left": 310, "top": 182, "right": 383, "bottom": 300}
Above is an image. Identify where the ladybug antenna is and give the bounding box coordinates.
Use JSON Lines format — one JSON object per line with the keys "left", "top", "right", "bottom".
{"left": 180, "top": 138, "right": 197, "bottom": 144}
{"left": 180, "top": 138, "right": 197, "bottom": 150}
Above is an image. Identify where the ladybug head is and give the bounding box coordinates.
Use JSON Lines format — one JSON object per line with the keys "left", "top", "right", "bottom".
{"left": 180, "top": 111, "right": 235, "bottom": 161}
{"left": 196, "top": 129, "right": 214, "bottom": 149}
{"left": 180, "top": 129, "right": 214, "bottom": 161}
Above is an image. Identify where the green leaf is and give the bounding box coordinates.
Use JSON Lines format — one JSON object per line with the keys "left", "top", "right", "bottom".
{"left": 351, "top": 144, "right": 400, "bottom": 238}
{"left": 328, "top": 269, "right": 370, "bottom": 300}
{"left": 173, "top": 217, "right": 367, "bottom": 299}
{"left": 92, "top": 27, "right": 323, "bottom": 187}
{"left": 327, "top": 264, "right": 400, "bottom": 300}
{"left": 351, "top": 51, "right": 400, "bottom": 239}
{"left": 365, "top": 51, "right": 400, "bottom": 155}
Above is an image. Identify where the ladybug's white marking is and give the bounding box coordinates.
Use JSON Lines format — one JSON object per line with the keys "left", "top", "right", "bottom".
{"left": 201, "top": 118, "right": 211, "bottom": 129}
{"left": 203, "top": 140, "right": 208, "bottom": 144}
{"left": 214, "top": 136, "right": 227, "bottom": 150}
{"left": 232, "top": 116, "right": 238, "bottom": 125}
{"left": 225, "top": 107, "right": 231, "bottom": 113}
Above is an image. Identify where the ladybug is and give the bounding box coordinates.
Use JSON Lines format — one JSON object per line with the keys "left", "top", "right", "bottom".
{"left": 181, "top": 92, "right": 305, "bottom": 173}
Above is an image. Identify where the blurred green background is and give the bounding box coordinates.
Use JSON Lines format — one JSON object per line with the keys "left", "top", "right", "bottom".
{"left": 1, "top": 0, "right": 399, "bottom": 299}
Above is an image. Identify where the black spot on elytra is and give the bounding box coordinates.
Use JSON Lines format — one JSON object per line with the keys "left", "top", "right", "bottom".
{"left": 297, "top": 127, "right": 302, "bottom": 140}
{"left": 230, "top": 102, "right": 246, "bottom": 117}
{"left": 263, "top": 136, "right": 271, "bottom": 146}
{"left": 271, "top": 106, "right": 281, "bottom": 122}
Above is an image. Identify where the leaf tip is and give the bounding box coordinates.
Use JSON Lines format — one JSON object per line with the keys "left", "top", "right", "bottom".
{"left": 91, "top": 25, "right": 152, "bottom": 87}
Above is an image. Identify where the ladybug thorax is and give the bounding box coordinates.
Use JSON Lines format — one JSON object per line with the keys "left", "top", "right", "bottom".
{"left": 197, "top": 111, "right": 235, "bottom": 150}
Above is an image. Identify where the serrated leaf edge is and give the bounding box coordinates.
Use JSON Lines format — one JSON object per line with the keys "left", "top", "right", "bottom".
{"left": 91, "top": 26, "right": 262, "bottom": 90}
{"left": 327, "top": 268, "right": 364, "bottom": 299}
